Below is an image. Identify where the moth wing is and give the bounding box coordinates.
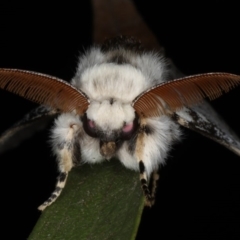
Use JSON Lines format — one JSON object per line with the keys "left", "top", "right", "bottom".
{"left": 174, "top": 103, "right": 240, "bottom": 156}
{"left": 166, "top": 65, "right": 240, "bottom": 156}
{"left": 0, "top": 106, "right": 58, "bottom": 154}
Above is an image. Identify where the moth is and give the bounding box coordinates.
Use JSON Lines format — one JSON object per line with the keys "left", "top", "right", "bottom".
{"left": 0, "top": 36, "right": 240, "bottom": 211}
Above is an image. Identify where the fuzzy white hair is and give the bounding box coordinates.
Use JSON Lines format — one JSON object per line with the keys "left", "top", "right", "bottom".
{"left": 52, "top": 45, "right": 181, "bottom": 175}
{"left": 40, "top": 38, "right": 181, "bottom": 210}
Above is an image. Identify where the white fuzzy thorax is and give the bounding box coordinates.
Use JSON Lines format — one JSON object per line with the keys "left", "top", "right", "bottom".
{"left": 79, "top": 63, "right": 147, "bottom": 102}
{"left": 70, "top": 48, "right": 172, "bottom": 131}
{"left": 72, "top": 48, "right": 170, "bottom": 90}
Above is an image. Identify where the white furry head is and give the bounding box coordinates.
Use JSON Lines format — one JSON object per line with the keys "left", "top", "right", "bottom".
{"left": 79, "top": 63, "right": 144, "bottom": 132}
{"left": 70, "top": 45, "right": 170, "bottom": 135}
{"left": 86, "top": 100, "right": 135, "bottom": 131}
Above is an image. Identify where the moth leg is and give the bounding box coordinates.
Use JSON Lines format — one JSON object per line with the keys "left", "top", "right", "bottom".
{"left": 136, "top": 121, "right": 157, "bottom": 207}
{"left": 138, "top": 160, "right": 154, "bottom": 206}
{"left": 38, "top": 123, "right": 80, "bottom": 211}
{"left": 149, "top": 170, "right": 160, "bottom": 204}
{"left": 38, "top": 170, "right": 69, "bottom": 211}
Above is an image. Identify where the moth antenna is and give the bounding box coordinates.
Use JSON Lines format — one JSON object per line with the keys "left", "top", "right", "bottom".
{"left": 132, "top": 73, "right": 240, "bottom": 118}
{"left": 0, "top": 68, "right": 89, "bottom": 115}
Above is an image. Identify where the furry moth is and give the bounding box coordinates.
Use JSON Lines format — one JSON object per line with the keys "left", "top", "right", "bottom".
{"left": 0, "top": 36, "right": 240, "bottom": 211}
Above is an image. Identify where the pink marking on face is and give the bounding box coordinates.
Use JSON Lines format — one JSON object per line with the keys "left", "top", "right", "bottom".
{"left": 88, "top": 120, "right": 95, "bottom": 128}
{"left": 122, "top": 122, "right": 133, "bottom": 133}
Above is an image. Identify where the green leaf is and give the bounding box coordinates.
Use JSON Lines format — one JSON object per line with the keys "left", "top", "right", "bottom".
{"left": 28, "top": 160, "right": 144, "bottom": 240}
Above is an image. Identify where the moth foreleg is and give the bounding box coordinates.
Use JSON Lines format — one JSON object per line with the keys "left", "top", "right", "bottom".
{"left": 149, "top": 170, "right": 160, "bottom": 205}
{"left": 136, "top": 122, "right": 158, "bottom": 207}
{"left": 38, "top": 171, "right": 68, "bottom": 211}
{"left": 38, "top": 122, "right": 80, "bottom": 211}
{"left": 138, "top": 160, "right": 154, "bottom": 206}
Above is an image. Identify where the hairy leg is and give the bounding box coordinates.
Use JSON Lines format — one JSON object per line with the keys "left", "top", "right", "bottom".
{"left": 38, "top": 123, "right": 80, "bottom": 211}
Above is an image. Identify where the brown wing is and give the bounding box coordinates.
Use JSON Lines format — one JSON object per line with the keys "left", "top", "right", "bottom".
{"left": 132, "top": 73, "right": 240, "bottom": 118}
{"left": 0, "top": 68, "right": 89, "bottom": 115}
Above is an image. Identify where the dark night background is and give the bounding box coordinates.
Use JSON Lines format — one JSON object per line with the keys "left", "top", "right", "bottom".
{"left": 0, "top": 1, "right": 240, "bottom": 239}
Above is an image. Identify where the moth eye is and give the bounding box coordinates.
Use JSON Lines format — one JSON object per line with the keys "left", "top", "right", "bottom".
{"left": 122, "top": 122, "right": 133, "bottom": 133}
{"left": 82, "top": 114, "right": 98, "bottom": 138}
{"left": 121, "top": 115, "right": 139, "bottom": 140}
{"left": 88, "top": 120, "right": 95, "bottom": 129}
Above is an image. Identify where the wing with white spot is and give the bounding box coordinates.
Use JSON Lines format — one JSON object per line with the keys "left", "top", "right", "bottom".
{"left": 162, "top": 61, "right": 240, "bottom": 156}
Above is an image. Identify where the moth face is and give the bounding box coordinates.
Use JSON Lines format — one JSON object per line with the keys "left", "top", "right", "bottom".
{"left": 83, "top": 100, "right": 139, "bottom": 159}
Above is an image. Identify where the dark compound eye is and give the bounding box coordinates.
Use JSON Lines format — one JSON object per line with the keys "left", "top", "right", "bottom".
{"left": 82, "top": 114, "right": 98, "bottom": 138}
{"left": 121, "top": 114, "right": 139, "bottom": 140}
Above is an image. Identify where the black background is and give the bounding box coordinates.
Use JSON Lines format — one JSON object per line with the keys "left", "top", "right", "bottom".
{"left": 0, "top": 1, "right": 240, "bottom": 239}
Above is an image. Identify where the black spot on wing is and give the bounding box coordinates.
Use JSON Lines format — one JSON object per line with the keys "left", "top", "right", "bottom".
{"left": 187, "top": 109, "right": 217, "bottom": 137}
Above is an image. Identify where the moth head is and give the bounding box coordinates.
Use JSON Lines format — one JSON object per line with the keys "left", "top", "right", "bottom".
{"left": 82, "top": 99, "right": 139, "bottom": 158}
